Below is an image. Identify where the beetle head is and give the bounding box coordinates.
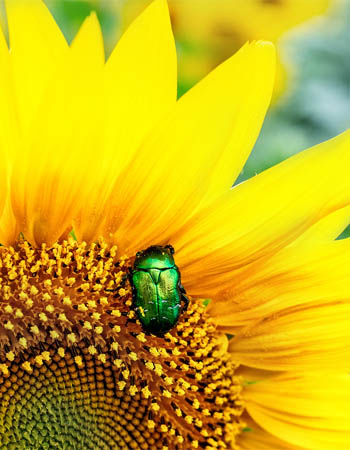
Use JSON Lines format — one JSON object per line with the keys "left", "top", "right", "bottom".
{"left": 134, "top": 245, "right": 175, "bottom": 269}
{"left": 164, "top": 244, "right": 175, "bottom": 254}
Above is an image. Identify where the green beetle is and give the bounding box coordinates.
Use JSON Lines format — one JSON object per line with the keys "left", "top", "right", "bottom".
{"left": 130, "top": 245, "right": 189, "bottom": 336}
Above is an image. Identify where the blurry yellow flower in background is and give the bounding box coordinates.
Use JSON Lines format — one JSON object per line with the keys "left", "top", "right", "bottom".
{"left": 0, "top": 1, "right": 350, "bottom": 449}
{"left": 119, "top": 0, "right": 331, "bottom": 98}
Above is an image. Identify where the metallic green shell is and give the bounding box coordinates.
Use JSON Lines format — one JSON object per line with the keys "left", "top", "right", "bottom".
{"left": 131, "top": 248, "right": 182, "bottom": 335}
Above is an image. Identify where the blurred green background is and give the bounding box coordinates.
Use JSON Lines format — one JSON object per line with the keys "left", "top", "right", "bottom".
{"left": 1, "top": 0, "right": 348, "bottom": 235}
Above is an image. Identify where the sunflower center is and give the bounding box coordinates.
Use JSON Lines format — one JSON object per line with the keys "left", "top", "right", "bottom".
{"left": 0, "top": 238, "right": 245, "bottom": 449}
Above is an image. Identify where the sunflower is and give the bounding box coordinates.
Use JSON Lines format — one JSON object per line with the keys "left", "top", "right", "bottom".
{"left": 0, "top": 1, "right": 349, "bottom": 450}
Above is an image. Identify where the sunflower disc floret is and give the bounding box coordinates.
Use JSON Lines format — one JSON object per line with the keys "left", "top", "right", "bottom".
{"left": 0, "top": 238, "right": 245, "bottom": 449}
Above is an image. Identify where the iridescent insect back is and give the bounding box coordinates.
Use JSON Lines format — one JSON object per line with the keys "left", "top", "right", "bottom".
{"left": 130, "top": 245, "right": 189, "bottom": 336}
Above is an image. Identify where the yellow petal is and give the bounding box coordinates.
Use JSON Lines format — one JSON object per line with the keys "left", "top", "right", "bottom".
{"left": 70, "top": 12, "right": 104, "bottom": 67}
{"left": 5, "top": 0, "right": 68, "bottom": 132}
{"left": 211, "top": 239, "right": 350, "bottom": 329}
{"left": 0, "top": 167, "right": 7, "bottom": 224}
{"left": 10, "top": 36, "right": 101, "bottom": 246}
{"left": 0, "top": 195, "right": 18, "bottom": 246}
{"left": 104, "top": 0, "right": 177, "bottom": 166}
{"left": 229, "top": 300, "right": 350, "bottom": 371}
{"left": 238, "top": 418, "right": 305, "bottom": 450}
{"left": 244, "top": 373, "right": 350, "bottom": 450}
{"left": 74, "top": 0, "right": 177, "bottom": 242}
{"left": 175, "top": 131, "right": 350, "bottom": 296}
{"left": 0, "top": 27, "right": 14, "bottom": 219}
{"left": 96, "top": 41, "right": 275, "bottom": 254}
{"left": 213, "top": 240, "right": 350, "bottom": 371}
{"left": 202, "top": 41, "right": 276, "bottom": 203}
{"left": 293, "top": 205, "right": 350, "bottom": 244}
{"left": 0, "top": 23, "right": 18, "bottom": 152}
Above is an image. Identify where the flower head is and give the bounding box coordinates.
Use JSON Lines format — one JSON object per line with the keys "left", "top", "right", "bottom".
{"left": 0, "top": 1, "right": 349, "bottom": 449}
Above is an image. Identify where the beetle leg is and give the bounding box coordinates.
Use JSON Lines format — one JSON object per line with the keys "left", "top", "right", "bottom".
{"left": 181, "top": 294, "right": 190, "bottom": 312}
{"left": 120, "top": 274, "right": 129, "bottom": 287}
{"left": 179, "top": 282, "right": 187, "bottom": 294}
{"left": 178, "top": 282, "right": 189, "bottom": 312}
